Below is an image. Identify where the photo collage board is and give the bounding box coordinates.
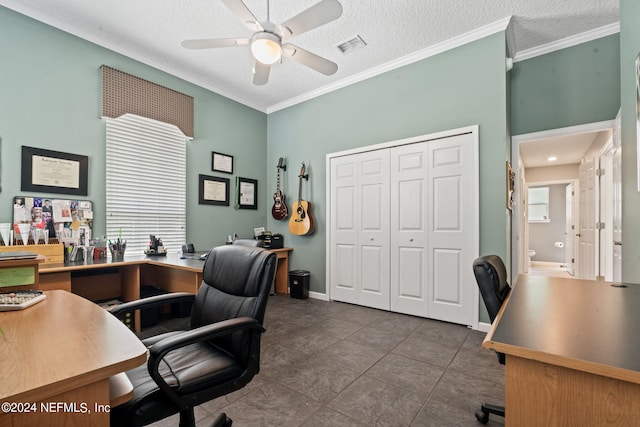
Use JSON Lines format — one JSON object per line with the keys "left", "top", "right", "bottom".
{"left": 12, "top": 196, "right": 94, "bottom": 246}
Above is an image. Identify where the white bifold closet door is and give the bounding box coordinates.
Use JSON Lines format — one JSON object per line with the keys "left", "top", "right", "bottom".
{"left": 329, "top": 131, "right": 477, "bottom": 326}
{"left": 329, "top": 150, "right": 390, "bottom": 310}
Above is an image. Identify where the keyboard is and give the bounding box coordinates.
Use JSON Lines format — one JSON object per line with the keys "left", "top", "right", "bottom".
{"left": 0, "top": 290, "right": 46, "bottom": 311}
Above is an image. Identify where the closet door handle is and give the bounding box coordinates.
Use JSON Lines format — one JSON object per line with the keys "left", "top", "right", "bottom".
{"left": 409, "top": 238, "right": 414, "bottom": 242}
{"left": 369, "top": 236, "right": 374, "bottom": 241}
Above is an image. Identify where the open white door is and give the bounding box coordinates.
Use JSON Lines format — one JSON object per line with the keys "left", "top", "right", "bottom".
{"left": 578, "top": 159, "right": 598, "bottom": 280}
{"left": 565, "top": 183, "right": 576, "bottom": 276}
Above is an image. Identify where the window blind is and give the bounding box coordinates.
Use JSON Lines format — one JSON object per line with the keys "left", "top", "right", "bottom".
{"left": 106, "top": 114, "right": 186, "bottom": 255}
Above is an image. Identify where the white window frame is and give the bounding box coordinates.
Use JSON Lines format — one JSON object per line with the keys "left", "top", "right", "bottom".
{"left": 528, "top": 186, "right": 550, "bottom": 223}
{"left": 106, "top": 114, "right": 186, "bottom": 255}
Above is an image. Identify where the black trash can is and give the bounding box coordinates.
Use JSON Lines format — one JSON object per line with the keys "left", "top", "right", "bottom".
{"left": 289, "top": 270, "right": 310, "bottom": 299}
{"left": 140, "top": 285, "right": 167, "bottom": 327}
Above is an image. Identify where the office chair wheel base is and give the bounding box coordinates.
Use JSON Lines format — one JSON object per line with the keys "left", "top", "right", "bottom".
{"left": 475, "top": 409, "right": 489, "bottom": 424}
{"left": 211, "top": 412, "right": 233, "bottom": 427}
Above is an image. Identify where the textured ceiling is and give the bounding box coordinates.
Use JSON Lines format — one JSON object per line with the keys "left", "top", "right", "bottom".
{"left": 1, "top": 0, "right": 619, "bottom": 113}
{"left": 520, "top": 131, "right": 605, "bottom": 169}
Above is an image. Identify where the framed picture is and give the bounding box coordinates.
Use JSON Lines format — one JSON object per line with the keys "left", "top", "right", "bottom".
{"left": 212, "top": 151, "right": 233, "bottom": 174}
{"left": 237, "top": 177, "right": 257, "bottom": 210}
{"left": 506, "top": 161, "right": 515, "bottom": 211}
{"left": 21, "top": 146, "right": 89, "bottom": 196}
{"left": 199, "top": 174, "right": 230, "bottom": 206}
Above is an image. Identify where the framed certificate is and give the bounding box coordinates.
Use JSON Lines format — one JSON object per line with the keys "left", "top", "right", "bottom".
{"left": 199, "top": 174, "right": 229, "bottom": 206}
{"left": 212, "top": 152, "right": 233, "bottom": 174}
{"left": 237, "top": 177, "right": 257, "bottom": 210}
{"left": 21, "top": 146, "right": 88, "bottom": 196}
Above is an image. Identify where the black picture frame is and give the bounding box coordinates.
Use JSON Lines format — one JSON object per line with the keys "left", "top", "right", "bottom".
{"left": 237, "top": 177, "right": 258, "bottom": 210}
{"left": 21, "top": 146, "right": 89, "bottom": 196}
{"left": 199, "top": 174, "right": 229, "bottom": 206}
{"left": 212, "top": 151, "right": 234, "bottom": 174}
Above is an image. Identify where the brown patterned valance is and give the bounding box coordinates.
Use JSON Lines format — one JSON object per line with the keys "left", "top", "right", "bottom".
{"left": 101, "top": 65, "right": 194, "bottom": 138}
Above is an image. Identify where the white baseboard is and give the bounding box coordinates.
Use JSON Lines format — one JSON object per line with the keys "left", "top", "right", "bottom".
{"left": 308, "top": 291, "right": 329, "bottom": 301}
{"left": 301, "top": 293, "right": 494, "bottom": 331}
{"left": 477, "top": 322, "right": 492, "bottom": 333}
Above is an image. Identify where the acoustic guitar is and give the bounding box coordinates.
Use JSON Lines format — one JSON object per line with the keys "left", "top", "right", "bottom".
{"left": 288, "top": 163, "right": 315, "bottom": 236}
{"left": 272, "top": 158, "right": 288, "bottom": 220}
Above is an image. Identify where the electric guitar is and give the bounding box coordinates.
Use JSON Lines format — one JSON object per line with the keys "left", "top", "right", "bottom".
{"left": 288, "top": 163, "right": 315, "bottom": 236}
{"left": 272, "top": 158, "right": 288, "bottom": 220}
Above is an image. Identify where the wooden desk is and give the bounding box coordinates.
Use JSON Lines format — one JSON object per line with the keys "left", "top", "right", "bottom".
{"left": 483, "top": 275, "right": 640, "bottom": 426}
{"left": 0, "top": 290, "right": 146, "bottom": 426}
{"left": 37, "top": 248, "right": 293, "bottom": 330}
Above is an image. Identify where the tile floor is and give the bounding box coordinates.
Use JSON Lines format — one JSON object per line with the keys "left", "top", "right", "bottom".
{"left": 143, "top": 295, "right": 505, "bottom": 427}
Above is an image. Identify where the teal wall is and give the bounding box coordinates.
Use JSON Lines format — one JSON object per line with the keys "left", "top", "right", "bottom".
{"left": 267, "top": 33, "right": 509, "bottom": 304}
{"left": 510, "top": 34, "right": 621, "bottom": 135}
{"left": 620, "top": 0, "right": 640, "bottom": 283}
{"left": 4, "top": 4, "right": 634, "bottom": 323}
{"left": 0, "top": 7, "right": 267, "bottom": 251}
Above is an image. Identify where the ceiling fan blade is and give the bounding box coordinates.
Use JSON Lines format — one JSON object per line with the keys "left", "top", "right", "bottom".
{"left": 221, "top": 0, "right": 264, "bottom": 32}
{"left": 253, "top": 61, "right": 271, "bottom": 85}
{"left": 279, "top": 0, "right": 343, "bottom": 38}
{"left": 282, "top": 44, "right": 338, "bottom": 75}
{"left": 181, "top": 38, "right": 249, "bottom": 49}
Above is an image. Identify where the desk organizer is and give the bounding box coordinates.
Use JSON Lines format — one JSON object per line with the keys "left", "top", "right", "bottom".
{"left": 0, "top": 243, "right": 64, "bottom": 264}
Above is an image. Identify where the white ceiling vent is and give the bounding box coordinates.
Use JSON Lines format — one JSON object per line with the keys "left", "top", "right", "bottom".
{"left": 336, "top": 35, "right": 367, "bottom": 54}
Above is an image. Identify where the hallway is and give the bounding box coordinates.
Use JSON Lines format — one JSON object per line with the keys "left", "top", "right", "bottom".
{"left": 527, "top": 261, "right": 573, "bottom": 278}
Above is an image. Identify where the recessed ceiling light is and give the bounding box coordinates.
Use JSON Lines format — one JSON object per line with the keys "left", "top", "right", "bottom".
{"left": 547, "top": 156, "right": 557, "bottom": 162}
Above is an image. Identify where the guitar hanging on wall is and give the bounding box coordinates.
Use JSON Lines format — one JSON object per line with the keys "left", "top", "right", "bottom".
{"left": 272, "top": 158, "right": 288, "bottom": 220}
{"left": 288, "top": 162, "right": 315, "bottom": 236}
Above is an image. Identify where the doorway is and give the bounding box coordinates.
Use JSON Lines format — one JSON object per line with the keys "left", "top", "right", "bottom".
{"left": 511, "top": 119, "right": 620, "bottom": 282}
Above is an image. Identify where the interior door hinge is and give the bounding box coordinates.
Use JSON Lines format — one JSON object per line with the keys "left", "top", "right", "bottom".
{"left": 596, "top": 222, "right": 605, "bottom": 230}
{"left": 596, "top": 168, "right": 605, "bottom": 176}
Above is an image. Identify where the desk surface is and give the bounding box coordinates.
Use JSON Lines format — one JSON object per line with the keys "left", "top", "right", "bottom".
{"left": 0, "top": 290, "right": 147, "bottom": 403}
{"left": 483, "top": 274, "right": 640, "bottom": 385}
{"left": 39, "top": 248, "right": 292, "bottom": 274}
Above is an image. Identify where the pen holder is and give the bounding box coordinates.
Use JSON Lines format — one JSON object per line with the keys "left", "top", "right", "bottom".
{"left": 110, "top": 247, "right": 125, "bottom": 261}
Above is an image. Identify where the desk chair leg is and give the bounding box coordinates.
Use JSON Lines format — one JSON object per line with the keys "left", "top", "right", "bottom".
{"left": 179, "top": 408, "right": 196, "bottom": 427}
{"left": 211, "top": 412, "right": 233, "bottom": 427}
{"left": 475, "top": 403, "right": 505, "bottom": 424}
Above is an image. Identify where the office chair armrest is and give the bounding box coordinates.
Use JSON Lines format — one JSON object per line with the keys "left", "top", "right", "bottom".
{"left": 109, "top": 292, "right": 195, "bottom": 319}
{"left": 148, "top": 317, "right": 265, "bottom": 359}
{"left": 146, "top": 317, "right": 266, "bottom": 412}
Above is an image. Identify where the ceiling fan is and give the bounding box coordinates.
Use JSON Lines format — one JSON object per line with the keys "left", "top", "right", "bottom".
{"left": 181, "top": 0, "right": 343, "bottom": 85}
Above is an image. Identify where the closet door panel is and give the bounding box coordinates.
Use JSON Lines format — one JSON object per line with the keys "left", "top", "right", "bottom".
{"left": 428, "top": 134, "right": 476, "bottom": 326}
{"left": 330, "top": 157, "right": 359, "bottom": 304}
{"left": 357, "top": 150, "right": 390, "bottom": 310}
{"left": 390, "top": 142, "right": 429, "bottom": 316}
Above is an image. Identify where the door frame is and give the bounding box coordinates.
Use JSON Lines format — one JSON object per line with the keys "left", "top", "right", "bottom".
{"left": 524, "top": 179, "right": 579, "bottom": 274}
{"left": 511, "top": 120, "right": 616, "bottom": 282}
{"left": 326, "top": 125, "right": 479, "bottom": 329}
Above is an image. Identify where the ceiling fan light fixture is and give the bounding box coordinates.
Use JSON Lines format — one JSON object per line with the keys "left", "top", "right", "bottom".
{"left": 251, "top": 32, "right": 282, "bottom": 65}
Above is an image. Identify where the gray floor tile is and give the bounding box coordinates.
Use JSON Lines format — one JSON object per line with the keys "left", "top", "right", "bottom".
{"left": 315, "top": 339, "right": 388, "bottom": 374}
{"left": 301, "top": 406, "right": 368, "bottom": 427}
{"left": 327, "top": 375, "right": 425, "bottom": 426}
{"left": 392, "top": 335, "right": 459, "bottom": 368}
{"left": 143, "top": 295, "right": 505, "bottom": 427}
{"left": 276, "top": 355, "right": 360, "bottom": 403}
{"left": 411, "top": 399, "right": 505, "bottom": 427}
{"left": 366, "top": 353, "right": 445, "bottom": 396}
{"left": 429, "top": 370, "right": 505, "bottom": 415}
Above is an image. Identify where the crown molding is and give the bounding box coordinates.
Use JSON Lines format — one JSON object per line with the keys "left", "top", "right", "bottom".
{"left": 514, "top": 22, "right": 620, "bottom": 62}
{"left": 266, "top": 16, "right": 512, "bottom": 113}
{"left": 0, "top": 2, "right": 268, "bottom": 112}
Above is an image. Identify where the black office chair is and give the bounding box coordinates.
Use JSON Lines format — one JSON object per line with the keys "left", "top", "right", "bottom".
{"left": 109, "top": 245, "right": 277, "bottom": 427}
{"left": 472, "top": 255, "right": 511, "bottom": 424}
{"left": 232, "top": 238, "right": 264, "bottom": 247}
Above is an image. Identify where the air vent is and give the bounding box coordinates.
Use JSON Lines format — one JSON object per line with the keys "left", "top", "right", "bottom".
{"left": 336, "top": 35, "right": 367, "bottom": 54}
